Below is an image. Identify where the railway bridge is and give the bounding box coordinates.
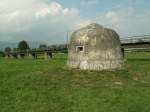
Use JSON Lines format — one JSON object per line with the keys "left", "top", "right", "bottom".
{"left": 5, "top": 49, "right": 67, "bottom": 59}
{"left": 4, "top": 35, "right": 150, "bottom": 59}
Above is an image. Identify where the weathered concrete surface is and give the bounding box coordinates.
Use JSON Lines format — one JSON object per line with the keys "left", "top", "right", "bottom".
{"left": 67, "top": 23, "right": 123, "bottom": 70}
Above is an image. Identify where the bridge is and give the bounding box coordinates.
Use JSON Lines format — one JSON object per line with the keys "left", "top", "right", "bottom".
{"left": 120, "top": 35, "right": 150, "bottom": 52}
{"left": 4, "top": 34, "right": 150, "bottom": 59}
{"left": 5, "top": 48, "right": 68, "bottom": 59}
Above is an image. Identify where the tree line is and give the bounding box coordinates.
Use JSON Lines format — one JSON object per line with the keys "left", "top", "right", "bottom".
{"left": 4, "top": 40, "right": 30, "bottom": 52}
{"left": 1, "top": 40, "right": 67, "bottom": 54}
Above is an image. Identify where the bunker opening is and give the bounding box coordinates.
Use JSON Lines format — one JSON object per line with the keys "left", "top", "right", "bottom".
{"left": 76, "top": 46, "right": 84, "bottom": 52}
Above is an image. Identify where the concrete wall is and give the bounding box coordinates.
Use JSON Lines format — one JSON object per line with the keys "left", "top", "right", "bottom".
{"left": 67, "top": 23, "right": 123, "bottom": 70}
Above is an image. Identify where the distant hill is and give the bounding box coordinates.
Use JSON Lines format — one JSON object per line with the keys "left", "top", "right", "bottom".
{"left": 0, "top": 41, "right": 41, "bottom": 51}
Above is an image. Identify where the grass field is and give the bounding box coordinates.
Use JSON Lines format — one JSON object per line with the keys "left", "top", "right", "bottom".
{"left": 0, "top": 52, "right": 150, "bottom": 112}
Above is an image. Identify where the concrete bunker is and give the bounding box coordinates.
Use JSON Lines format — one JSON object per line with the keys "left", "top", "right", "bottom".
{"left": 67, "top": 23, "right": 123, "bottom": 70}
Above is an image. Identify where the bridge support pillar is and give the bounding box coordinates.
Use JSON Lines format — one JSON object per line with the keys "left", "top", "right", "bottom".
{"left": 27, "top": 53, "right": 33, "bottom": 59}
{"left": 44, "top": 52, "right": 48, "bottom": 60}
{"left": 5, "top": 54, "right": 10, "bottom": 59}
{"left": 12, "top": 54, "right": 18, "bottom": 59}
{"left": 32, "top": 53, "right": 37, "bottom": 59}
{"left": 44, "top": 52, "right": 52, "bottom": 60}
{"left": 10, "top": 54, "right": 14, "bottom": 59}
{"left": 17, "top": 54, "right": 21, "bottom": 59}
{"left": 21, "top": 54, "right": 26, "bottom": 58}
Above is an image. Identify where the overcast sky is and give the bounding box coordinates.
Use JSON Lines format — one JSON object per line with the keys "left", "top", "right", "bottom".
{"left": 0, "top": 0, "right": 150, "bottom": 44}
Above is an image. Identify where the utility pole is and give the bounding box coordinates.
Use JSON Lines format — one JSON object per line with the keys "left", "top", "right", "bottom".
{"left": 67, "top": 31, "right": 69, "bottom": 49}
{"left": 67, "top": 30, "right": 74, "bottom": 49}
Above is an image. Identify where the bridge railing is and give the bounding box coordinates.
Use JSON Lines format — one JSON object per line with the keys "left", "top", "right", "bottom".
{"left": 3, "top": 34, "right": 150, "bottom": 55}
{"left": 120, "top": 35, "right": 150, "bottom": 44}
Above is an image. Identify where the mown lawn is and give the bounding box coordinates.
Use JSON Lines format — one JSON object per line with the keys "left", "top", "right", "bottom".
{"left": 0, "top": 52, "right": 150, "bottom": 112}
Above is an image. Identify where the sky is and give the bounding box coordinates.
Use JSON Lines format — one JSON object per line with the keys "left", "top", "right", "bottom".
{"left": 0, "top": 0, "right": 150, "bottom": 44}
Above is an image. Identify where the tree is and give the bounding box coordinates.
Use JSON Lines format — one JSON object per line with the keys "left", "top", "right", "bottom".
{"left": 5, "top": 47, "right": 11, "bottom": 52}
{"left": 138, "top": 39, "right": 144, "bottom": 43}
{"left": 18, "top": 40, "right": 29, "bottom": 50}
{"left": 0, "top": 51, "right": 4, "bottom": 57}
{"left": 39, "top": 44, "right": 47, "bottom": 49}
{"left": 49, "top": 45, "right": 57, "bottom": 50}
{"left": 13, "top": 48, "right": 18, "bottom": 51}
{"left": 58, "top": 44, "right": 67, "bottom": 50}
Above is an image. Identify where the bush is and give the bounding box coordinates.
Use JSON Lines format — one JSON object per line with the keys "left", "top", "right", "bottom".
{"left": 0, "top": 51, "right": 5, "bottom": 57}
{"left": 18, "top": 40, "right": 30, "bottom": 50}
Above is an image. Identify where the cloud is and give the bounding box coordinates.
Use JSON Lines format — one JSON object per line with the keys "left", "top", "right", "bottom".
{"left": 97, "top": 9, "right": 150, "bottom": 37}
{"left": 0, "top": 0, "right": 150, "bottom": 44}
{"left": 0, "top": 0, "right": 79, "bottom": 43}
{"left": 80, "top": 0, "right": 99, "bottom": 6}
{"left": 75, "top": 8, "right": 150, "bottom": 38}
{"left": 35, "top": 2, "right": 78, "bottom": 18}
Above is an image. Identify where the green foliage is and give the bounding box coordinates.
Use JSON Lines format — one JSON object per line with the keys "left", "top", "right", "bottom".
{"left": 13, "top": 48, "right": 18, "bottom": 51}
{"left": 0, "top": 52, "right": 150, "bottom": 112}
{"left": 0, "top": 51, "right": 4, "bottom": 57}
{"left": 18, "top": 40, "right": 29, "bottom": 50}
{"left": 48, "top": 44, "right": 67, "bottom": 50}
{"left": 49, "top": 44, "right": 57, "bottom": 50}
{"left": 57, "top": 44, "right": 67, "bottom": 50}
{"left": 5, "top": 47, "right": 11, "bottom": 52}
{"left": 39, "top": 44, "right": 47, "bottom": 49}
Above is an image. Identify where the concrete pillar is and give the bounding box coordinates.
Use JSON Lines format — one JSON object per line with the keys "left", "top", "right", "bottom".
{"left": 44, "top": 52, "right": 52, "bottom": 60}
{"left": 32, "top": 53, "right": 37, "bottom": 59}
{"left": 10, "top": 54, "right": 14, "bottom": 59}
{"left": 12, "top": 54, "right": 18, "bottom": 59}
{"left": 27, "top": 53, "right": 33, "bottom": 59}
{"left": 18, "top": 54, "right": 21, "bottom": 59}
{"left": 44, "top": 52, "right": 48, "bottom": 60}
{"left": 20, "top": 54, "right": 25, "bottom": 58}
{"left": 5, "top": 54, "right": 10, "bottom": 59}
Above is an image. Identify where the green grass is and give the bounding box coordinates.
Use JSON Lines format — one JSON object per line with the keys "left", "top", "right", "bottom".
{"left": 0, "top": 52, "right": 150, "bottom": 112}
